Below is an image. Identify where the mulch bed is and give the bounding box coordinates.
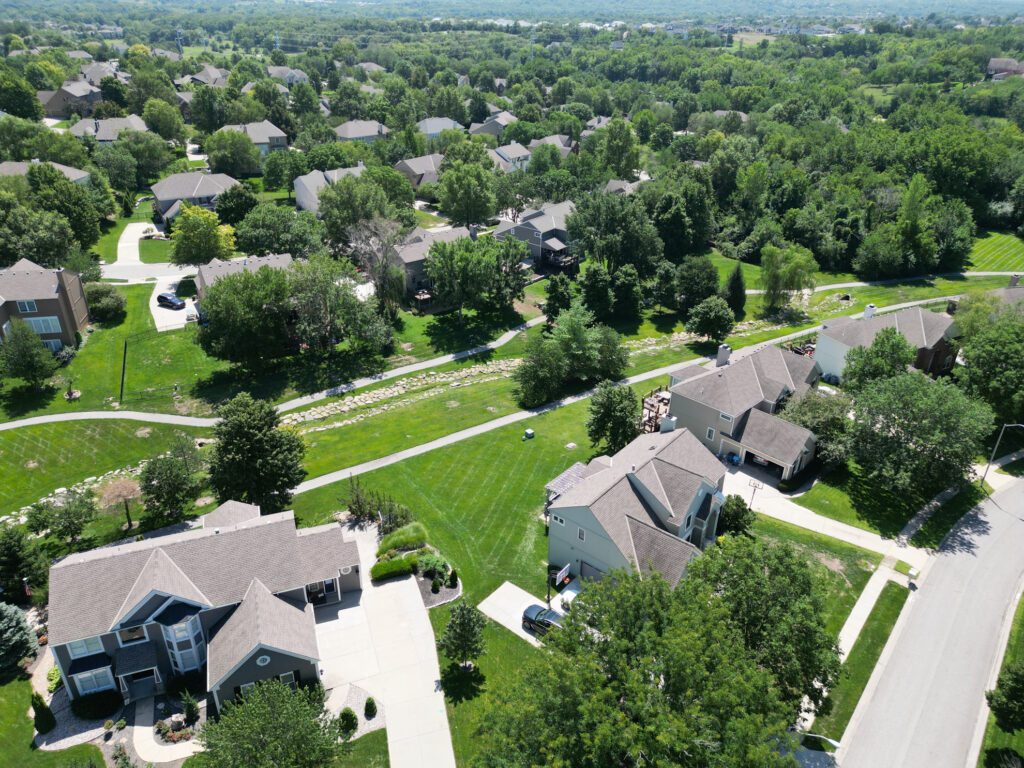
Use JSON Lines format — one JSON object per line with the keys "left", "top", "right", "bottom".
{"left": 416, "top": 571, "right": 462, "bottom": 608}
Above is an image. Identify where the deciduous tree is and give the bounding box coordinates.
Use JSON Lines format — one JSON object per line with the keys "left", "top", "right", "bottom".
{"left": 140, "top": 457, "right": 193, "bottom": 521}
{"left": 586, "top": 380, "right": 639, "bottom": 453}
{"left": 171, "top": 203, "right": 235, "bottom": 266}
{"left": 195, "top": 267, "right": 291, "bottom": 366}
{"left": 718, "top": 494, "right": 755, "bottom": 537}
{"left": 205, "top": 130, "right": 262, "bottom": 177}
{"left": 842, "top": 326, "right": 917, "bottom": 391}
{"left": 761, "top": 244, "right": 817, "bottom": 312}
{"left": 436, "top": 161, "right": 495, "bottom": 226}
{"left": 986, "top": 661, "right": 1024, "bottom": 734}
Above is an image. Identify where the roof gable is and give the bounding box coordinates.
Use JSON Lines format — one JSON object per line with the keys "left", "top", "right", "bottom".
{"left": 110, "top": 548, "right": 210, "bottom": 629}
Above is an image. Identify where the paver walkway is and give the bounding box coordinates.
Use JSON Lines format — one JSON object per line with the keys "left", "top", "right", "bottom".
{"left": 132, "top": 697, "right": 201, "bottom": 763}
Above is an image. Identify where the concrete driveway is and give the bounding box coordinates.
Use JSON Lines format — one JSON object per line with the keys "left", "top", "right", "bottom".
{"left": 148, "top": 276, "right": 197, "bottom": 332}
{"left": 315, "top": 525, "right": 455, "bottom": 768}
{"left": 478, "top": 581, "right": 556, "bottom": 647}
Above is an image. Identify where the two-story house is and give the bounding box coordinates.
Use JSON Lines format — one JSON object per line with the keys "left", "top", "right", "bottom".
{"left": 545, "top": 428, "right": 726, "bottom": 584}
{"left": 397, "top": 226, "right": 471, "bottom": 295}
{"left": 196, "top": 254, "right": 294, "bottom": 300}
{"left": 69, "top": 114, "right": 148, "bottom": 144}
{"left": 493, "top": 200, "right": 575, "bottom": 266}
{"left": 487, "top": 142, "right": 531, "bottom": 173}
{"left": 527, "top": 134, "right": 578, "bottom": 160}
{"left": 47, "top": 501, "right": 360, "bottom": 712}
{"left": 666, "top": 345, "right": 819, "bottom": 480}
{"left": 469, "top": 110, "right": 517, "bottom": 139}
{"left": 394, "top": 154, "right": 443, "bottom": 189}
{"left": 218, "top": 120, "right": 288, "bottom": 156}
{"left": 334, "top": 120, "right": 389, "bottom": 144}
{"left": 0, "top": 259, "right": 90, "bottom": 351}
{"left": 37, "top": 80, "right": 102, "bottom": 118}
{"left": 150, "top": 172, "right": 239, "bottom": 223}
{"left": 293, "top": 164, "right": 365, "bottom": 213}
{"left": 265, "top": 66, "right": 309, "bottom": 85}
{"left": 415, "top": 117, "right": 463, "bottom": 139}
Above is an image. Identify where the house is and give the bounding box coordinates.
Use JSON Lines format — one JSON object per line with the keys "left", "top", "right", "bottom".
{"left": 150, "top": 172, "right": 239, "bottom": 223}
{"left": 46, "top": 501, "right": 360, "bottom": 710}
{"left": 712, "top": 109, "right": 749, "bottom": 123}
{"left": 241, "top": 81, "right": 289, "bottom": 97}
{"left": 988, "top": 57, "right": 1024, "bottom": 76}
{"left": 219, "top": 120, "right": 288, "bottom": 155}
{"left": 469, "top": 110, "right": 517, "bottom": 139}
{"left": 493, "top": 200, "right": 575, "bottom": 266}
{"left": 80, "top": 61, "right": 128, "bottom": 87}
{"left": 196, "top": 254, "right": 294, "bottom": 299}
{"left": 152, "top": 48, "right": 182, "bottom": 62}
{"left": 176, "top": 91, "right": 194, "bottom": 122}
{"left": 605, "top": 178, "right": 640, "bottom": 195}
{"left": 581, "top": 115, "right": 612, "bottom": 140}
{"left": 528, "top": 134, "right": 577, "bottom": 159}
{"left": 394, "top": 154, "right": 443, "bottom": 189}
{"left": 494, "top": 77, "right": 507, "bottom": 96}
{"left": 815, "top": 304, "right": 957, "bottom": 381}
{"left": 38, "top": 80, "right": 102, "bottom": 118}
{"left": 293, "top": 164, "right": 365, "bottom": 212}
{"left": 416, "top": 116, "right": 463, "bottom": 139}
{"left": 665, "top": 345, "right": 819, "bottom": 480}
{"left": 69, "top": 114, "right": 147, "bottom": 144}
{"left": 66, "top": 50, "right": 93, "bottom": 61}
{"left": 0, "top": 159, "right": 90, "bottom": 185}
{"left": 545, "top": 428, "right": 726, "bottom": 584}
{"left": 0, "top": 258, "right": 90, "bottom": 351}
{"left": 357, "top": 61, "right": 385, "bottom": 73}
{"left": 463, "top": 98, "right": 502, "bottom": 118}
{"left": 487, "top": 141, "right": 531, "bottom": 173}
{"left": 397, "top": 226, "right": 471, "bottom": 295}
{"left": 334, "top": 120, "right": 389, "bottom": 143}
{"left": 266, "top": 66, "right": 309, "bottom": 85}
{"left": 176, "top": 64, "right": 229, "bottom": 89}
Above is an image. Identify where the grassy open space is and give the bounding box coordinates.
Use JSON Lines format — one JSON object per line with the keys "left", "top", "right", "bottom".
{"left": 969, "top": 231, "right": 1024, "bottom": 272}
{"left": 910, "top": 482, "right": 991, "bottom": 549}
{"left": 796, "top": 461, "right": 944, "bottom": 538}
{"left": 412, "top": 207, "right": 447, "bottom": 228}
{"left": 0, "top": 676, "right": 104, "bottom": 768}
{"left": 339, "top": 728, "right": 390, "bottom": 767}
{"left": 138, "top": 237, "right": 172, "bottom": 263}
{"left": 977, "top": 589, "right": 1024, "bottom": 767}
{"left": 0, "top": 420, "right": 208, "bottom": 515}
{"left": 810, "top": 581, "right": 910, "bottom": 749}
{"left": 999, "top": 457, "right": 1024, "bottom": 477}
{"left": 91, "top": 201, "right": 154, "bottom": 264}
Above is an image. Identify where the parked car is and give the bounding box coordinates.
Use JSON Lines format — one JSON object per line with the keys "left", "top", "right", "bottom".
{"left": 157, "top": 293, "right": 186, "bottom": 310}
{"left": 522, "top": 604, "right": 563, "bottom": 636}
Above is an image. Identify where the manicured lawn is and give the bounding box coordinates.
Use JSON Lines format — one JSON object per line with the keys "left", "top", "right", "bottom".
{"left": 391, "top": 305, "right": 535, "bottom": 361}
{"left": 977, "top": 589, "right": 1024, "bottom": 767}
{"left": 795, "top": 462, "right": 943, "bottom": 538}
{"left": 412, "top": 207, "right": 447, "bottom": 228}
{"left": 0, "top": 675, "right": 104, "bottom": 767}
{"left": 969, "top": 231, "right": 1024, "bottom": 272}
{"left": 810, "top": 581, "right": 910, "bottom": 749}
{"left": 752, "top": 515, "right": 881, "bottom": 636}
{"left": 91, "top": 201, "right": 154, "bottom": 264}
{"left": 339, "top": 728, "right": 390, "bottom": 767}
{"left": 710, "top": 252, "right": 763, "bottom": 287}
{"left": 999, "top": 457, "right": 1024, "bottom": 477}
{"left": 138, "top": 237, "right": 172, "bottom": 264}
{"left": 0, "top": 420, "right": 208, "bottom": 515}
{"left": 910, "top": 482, "right": 991, "bottom": 549}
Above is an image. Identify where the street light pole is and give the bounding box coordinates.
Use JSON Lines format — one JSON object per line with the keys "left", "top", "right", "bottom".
{"left": 979, "top": 423, "right": 1024, "bottom": 490}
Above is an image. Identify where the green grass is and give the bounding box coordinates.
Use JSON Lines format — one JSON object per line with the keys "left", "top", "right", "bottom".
{"left": 0, "top": 676, "right": 104, "bottom": 767}
{"left": 138, "top": 237, "right": 172, "bottom": 264}
{"left": 752, "top": 515, "right": 881, "bottom": 636}
{"left": 0, "top": 420, "right": 207, "bottom": 514}
{"left": 910, "top": 482, "right": 991, "bottom": 549}
{"left": 969, "top": 232, "right": 1024, "bottom": 272}
{"left": 796, "top": 462, "right": 944, "bottom": 538}
{"left": 978, "top": 589, "right": 1024, "bottom": 767}
{"left": 412, "top": 207, "right": 447, "bottom": 228}
{"left": 894, "top": 560, "right": 914, "bottom": 576}
{"left": 998, "top": 457, "right": 1024, "bottom": 477}
{"left": 91, "top": 201, "right": 154, "bottom": 264}
{"left": 339, "top": 728, "right": 390, "bottom": 767}
{"left": 809, "top": 581, "right": 910, "bottom": 749}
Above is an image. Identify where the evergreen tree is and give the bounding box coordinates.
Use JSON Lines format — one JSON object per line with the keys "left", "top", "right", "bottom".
{"left": 0, "top": 318, "right": 58, "bottom": 387}
{"left": 438, "top": 600, "right": 487, "bottom": 669}
{"left": 721, "top": 261, "right": 746, "bottom": 318}
{"left": 0, "top": 602, "right": 35, "bottom": 674}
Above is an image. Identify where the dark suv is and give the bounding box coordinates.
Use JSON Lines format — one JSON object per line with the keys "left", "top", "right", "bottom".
{"left": 522, "top": 604, "right": 563, "bottom": 636}
{"left": 157, "top": 293, "right": 186, "bottom": 310}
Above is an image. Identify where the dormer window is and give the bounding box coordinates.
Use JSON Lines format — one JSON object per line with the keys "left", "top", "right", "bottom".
{"left": 118, "top": 625, "right": 147, "bottom": 646}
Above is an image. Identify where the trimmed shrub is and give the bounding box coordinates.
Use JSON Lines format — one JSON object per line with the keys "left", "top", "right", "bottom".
{"left": 431, "top": 577, "right": 441, "bottom": 593}
{"left": 339, "top": 706, "right": 358, "bottom": 736}
{"left": 181, "top": 690, "right": 200, "bottom": 723}
{"left": 104, "top": 719, "right": 114, "bottom": 731}
{"left": 376, "top": 522, "right": 428, "bottom": 557}
{"left": 448, "top": 569, "right": 459, "bottom": 588}
{"left": 364, "top": 697, "right": 377, "bottom": 719}
{"left": 85, "top": 283, "right": 127, "bottom": 322}
{"left": 70, "top": 689, "right": 122, "bottom": 720}
{"left": 419, "top": 552, "right": 449, "bottom": 578}
{"left": 32, "top": 692, "right": 56, "bottom": 734}
{"left": 47, "top": 665, "right": 64, "bottom": 693}
{"left": 370, "top": 556, "right": 415, "bottom": 581}
{"left": 115, "top": 718, "right": 126, "bottom": 730}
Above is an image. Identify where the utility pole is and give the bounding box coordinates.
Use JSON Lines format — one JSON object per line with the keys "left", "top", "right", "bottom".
{"left": 175, "top": 28, "right": 184, "bottom": 57}
{"left": 979, "top": 423, "right": 1024, "bottom": 489}
{"left": 275, "top": 31, "right": 281, "bottom": 51}
{"left": 119, "top": 338, "right": 128, "bottom": 403}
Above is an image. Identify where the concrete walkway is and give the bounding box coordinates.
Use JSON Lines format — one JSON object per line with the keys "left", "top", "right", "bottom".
{"left": 114, "top": 222, "right": 153, "bottom": 266}
{"left": 745, "top": 270, "right": 1021, "bottom": 295}
{"left": 835, "top": 564, "right": 910, "bottom": 661}
{"left": 477, "top": 582, "right": 546, "bottom": 647}
{"left": 0, "top": 410, "right": 216, "bottom": 432}
{"left": 131, "top": 697, "right": 201, "bottom": 763}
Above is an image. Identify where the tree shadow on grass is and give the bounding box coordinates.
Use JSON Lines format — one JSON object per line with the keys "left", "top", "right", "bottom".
{"left": 0, "top": 383, "right": 58, "bottom": 420}
{"left": 649, "top": 310, "right": 682, "bottom": 335}
{"left": 439, "top": 662, "right": 485, "bottom": 704}
{"left": 424, "top": 307, "right": 526, "bottom": 354}
{"left": 817, "top": 464, "right": 939, "bottom": 539}
{"left": 982, "top": 747, "right": 1023, "bottom": 768}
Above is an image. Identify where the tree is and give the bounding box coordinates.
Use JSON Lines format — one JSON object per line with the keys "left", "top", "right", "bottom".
{"left": 196, "top": 267, "right": 292, "bottom": 367}
{"left": 319, "top": 176, "right": 390, "bottom": 251}
{"left": 586, "top": 380, "right": 639, "bottom": 453}
{"left": 99, "top": 477, "right": 140, "bottom": 530}
{"left": 987, "top": 661, "right": 1024, "bottom": 734}
{"left": 142, "top": 98, "right": 186, "bottom": 143}
{"left": 579, "top": 263, "right": 613, "bottom": 320}
{"left": 139, "top": 457, "right": 193, "bottom": 521}
{"left": 0, "top": 194, "right": 76, "bottom": 270}
{"left": 0, "top": 318, "right": 57, "bottom": 387}
{"left": 290, "top": 82, "right": 320, "bottom": 116}
{"left": 424, "top": 237, "right": 488, "bottom": 320}
{"left": 235, "top": 203, "right": 324, "bottom": 258}
{"left": 686, "top": 295, "right": 735, "bottom": 342}
{"left": 0, "top": 602, "right": 35, "bottom": 674}
{"left": 436, "top": 161, "right": 495, "bottom": 226}
{"left": 842, "top": 326, "right": 917, "bottom": 391}
{"left": 482, "top": 237, "right": 529, "bottom": 313}
{"left": 91, "top": 145, "right": 137, "bottom": 192}
{"left": 171, "top": 203, "right": 235, "bottom": 266}
{"left": 722, "top": 261, "right": 746, "bottom": 318}
{"left": 346, "top": 217, "right": 404, "bottom": 318}
{"left": 209, "top": 393, "right": 306, "bottom": 513}
{"left": 680, "top": 535, "right": 841, "bottom": 715}
{"left": 544, "top": 273, "right": 575, "bottom": 319}
{"left": 956, "top": 312, "right": 1024, "bottom": 424}
{"left": 652, "top": 261, "right": 678, "bottom": 311}
{"left": 781, "top": 389, "right": 854, "bottom": 467}
{"left": 126, "top": 67, "right": 177, "bottom": 114}
{"left": 115, "top": 130, "right": 172, "bottom": 186}
{"left": 850, "top": 373, "right": 994, "bottom": 492}
{"left": 761, "top": 244, "right": 817, "bottom": 312}
{"left": 676, "top": 254, "right": 719, "bottom": 318}
{"left": 288, "top": 255, "right": 355, "bottom": 351}
{"left": 49, "top": 491, "right": 97, "bottom": 544}
{"left": 215, "top": 183, "right": 259, "bottom": 226}
{"left": 611, "top": 264, "right": 642, "bottom": 319}
{"left": 197, "top": 680, "right": 348, "bottom": 768}
{"left": 603, "top": 118, "right": 639, "bottom": 179}
{"left": 205, "top": 130, "right": 262, "bottom": 177}
{"left": 512, "top": 333, "right": 567, "bottom": 407}
{"left": 85, "top": 283, "right": 127, "bottom": 322}
{"left": 438, "top": 600, "right": 487, "bottom": 669}
{"left": 718, "top": 494, "right": 755, "bottom": 536}
{"left": 0, "top": 527, "right": 46, "bottom": 602}
{"left": 476, "top": 571, "right": 795, "bottom": 767}
{"left": 567, "top": 193, "right": 663, "bottom": 277}
{"left": 191, "top": 85, "right": 227, "bottom": 134}
{"left": 262, "top": 150, "right": 308, "bottom": 200}
{"left": 27, "top": 163, "right": 99, "bottom": 248}
{"left": 0, "top": 69, "right": 43, "bottom": 120}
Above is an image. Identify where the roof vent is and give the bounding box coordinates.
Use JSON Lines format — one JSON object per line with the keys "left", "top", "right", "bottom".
{"left": 214, "top": 528, "right": 220, "bottom": 534}
{"left": 631, "top": 464, "right": 636, "bottom": 472}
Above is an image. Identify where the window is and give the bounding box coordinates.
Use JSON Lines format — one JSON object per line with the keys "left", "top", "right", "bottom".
{"left": 324, "top": 579, "right": 336, "bottom": 594}
{"left": 706, "top": 427, "right": 716, "bottom": 441}
{"left": 551, "top": 514, "right": 565, "bottom": 526}
{"left": 16, "top": 300, "right": 37, "bottom": 313}
{"left": 278, "top": 671, "right": 297, "bottom": 690}
{"left": 43, "top": 339, "right": 62, "bottom": 352}
{"left": 68, "top": 636, "right": 103, "bottom": 658}
{"left": 118, "top": 626, "right": 147, "bottom": 646}
{"left": 24, "top": 316, "right": 61, "bottom": 335}
{"left": 577, "top": 528, "right": 585, "bottom": 542}
{"left": 719, "top": 413, "right": 733, "bottom": 423}
{"left": 74, "top": 667, "right": 114, "bottom": 694}
{"left": 240, "top": 682, "right": 255, "bottom": 696}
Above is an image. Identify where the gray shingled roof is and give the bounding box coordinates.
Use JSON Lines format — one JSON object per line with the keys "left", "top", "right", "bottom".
{"left": 819, "top": 306, "right": 954, "bottom": 351}
{"left": 150, "top": 172, "right": 238, "bottom": 204}
{"left": 242, "top": 80, "right": 289, "bottom": 95}
{"left": 69, "top": 114, "right": 147, "bottom": 142}
{"left": 0, "top": 258, "right": 61, "bottom": 303}
{"left": 220, "top": 120, "right": 287, "bottom": 145}
{"left": 0, "top": 160, "right": 89, "bottom": 183}
{"left": 60, "top": 79, "right": 100, "bottom": 98}
{"left": 394, "top": 153, "right": 443, "bottom": 184}
{"left": 528, "top": 134, "right": 574, "bottom": 158}
{"left": 734, "top": 408, "right": 815, "bottom": 466}
{"left": 416, "top": 117, "right": 462, "bottom": 135}
{"left": 207, "top": 579, "right": 319, "bottom": 689}
{"left": 202, "top": 500, "right": 262, "bottom": 530}
{"left": 334, "top": 120, "right": 389, "bottom": 140}
{"left": 197, "top": 254, "right": 294, "bottom": 292}
{"left": 48, "top": 511, "right": 356, "bottom": 646}
{"left": 544, "top": 461, "right": 588, "bottom": 497}
{"left": 114, "top": 635, "right": 159, "bottom": 675}
{"left": 626, "top": 517, "right": 700, "bottom": 586}
{"left": 266, "top": 66, "right": 308, "bottom": 81}
{"left": 296, "top": 524, "right": 360, "bottom": 585}
{"left": 110, "top": 548, "right": 211, "bottom": 628}
{"left": 397, "top": 226, "right": 471, "bottom": 265}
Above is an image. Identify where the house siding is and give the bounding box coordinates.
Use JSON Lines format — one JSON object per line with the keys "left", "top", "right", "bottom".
{"left": 211, "top": 647, "right": 318, "bottom": 709}
{"left": 548, "top": 505, "right": 631, "bottom": 579}
{"left": 668, "top": 395, "right": 731, "bottom": 455}
{"left": 814, "top": 335, "right": 849, "bottom": 380}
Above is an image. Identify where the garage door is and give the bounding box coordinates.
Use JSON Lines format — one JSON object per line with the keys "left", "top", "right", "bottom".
{"left": 580, "top": 561, "right": 604, "bottom": 581}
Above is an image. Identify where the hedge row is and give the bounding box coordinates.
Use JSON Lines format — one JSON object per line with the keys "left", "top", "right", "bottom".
{"left": 376, "top": 522, "right": 428, "bottom": 557}
{"left": 370, "top": 552, "right": 420, "bottom": 581}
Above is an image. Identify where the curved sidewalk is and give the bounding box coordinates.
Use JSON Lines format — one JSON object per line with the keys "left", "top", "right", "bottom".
{"left": 132, "top": 697, "right": 201, "bottom": 763}
{"left": 0, "top": 411, "right": 216, "bottom": 433}
{"left": 745, "top": 270, "right": 1021, "bottom": 295}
